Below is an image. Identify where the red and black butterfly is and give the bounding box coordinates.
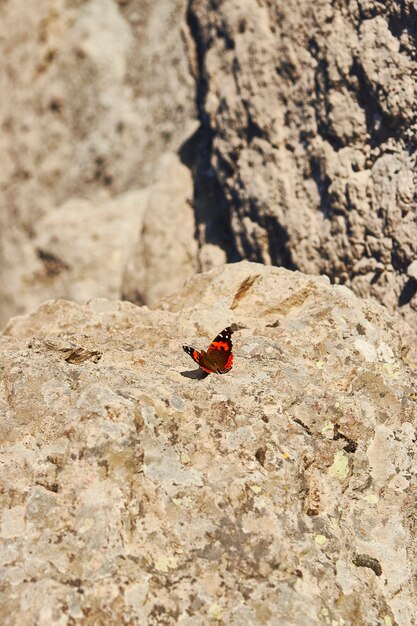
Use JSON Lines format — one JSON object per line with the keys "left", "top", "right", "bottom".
{"left": 183, "top": 327, "right": 234, "bottom": 375}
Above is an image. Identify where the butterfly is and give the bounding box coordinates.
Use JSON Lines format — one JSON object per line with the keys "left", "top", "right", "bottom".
{"left": 182, "top": 327, "right": 234, "bottom": 375}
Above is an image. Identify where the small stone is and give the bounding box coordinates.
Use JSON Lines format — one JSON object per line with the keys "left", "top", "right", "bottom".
{"left": 406, "top": 260, "right": 417, "bottom": 280}
{"left": 1, "top": 506, "right": 25, "bottom": 539}
{"left": 328, "top": 452, "right": 349, "bottom": 481}
{"left": 315, "top": 534, "right": 328, "bottom": 546}
{"left": 154, "top": 555, "right": 178, "bottom": 573}
{"left": 363, "top": 494, "right": 379, "bottom": 504}
{"left": 321, "top": 421, "right": 334, "bottom": 439}
{"left": 169, "top": 395, "right": 186, "bottom": 412}
{"left": 208, "top": 603, "right": 223, "bottom": 620}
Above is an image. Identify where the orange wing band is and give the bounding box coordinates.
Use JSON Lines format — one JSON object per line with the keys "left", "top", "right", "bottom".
{"left": 210, "top": 341, "right": 230, "bottom": 351}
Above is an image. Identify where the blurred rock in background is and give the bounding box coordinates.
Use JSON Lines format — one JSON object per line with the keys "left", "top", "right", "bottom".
{"left": 121, "top": 152, "right": 197, "bottom": 306}
{"left": 0, "top": 0, "right": 196, "bottom": 326}
{"left": 1, "top": 0, "right": 416, "bottom": 328}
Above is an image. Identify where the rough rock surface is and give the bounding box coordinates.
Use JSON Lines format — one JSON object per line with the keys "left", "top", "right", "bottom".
{"left": 0, "top": 0, "right": 195, "bottom": 326}
{"left": 1, "top": 262, "right": 416, "bottom": 625}
{"left": 187, "top": 0, "right": 417, "bottom": 326}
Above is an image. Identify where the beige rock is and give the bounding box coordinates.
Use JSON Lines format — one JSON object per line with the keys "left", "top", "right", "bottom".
{"left": 407, "top": 260, "right": 417, "bottom": 281}
{"left": 187, "top": 0, "right": 417, "bottom": 326}
{"left": 0, "top": 0, "right": 196, "bottom": 326}
{"left": 26, "top": 190, "right": 146, "bottom": 306}
{"left": 122, "top": 153, "right": 197, "bottom": 305}
{"left": 1, "top": 262, "right": 416, "bottom": 625}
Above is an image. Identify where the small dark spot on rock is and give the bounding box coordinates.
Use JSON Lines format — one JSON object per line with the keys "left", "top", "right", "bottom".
{"left": 238, "top": 19, "right": 246, "bottom": 33}
{"left": 293, "top": 418, "right": 312, "bottom": 436}
{"left": 306, "top": 507, "right": 319, "bottom": 517}
{"left": 49, "top": 98, "right": 62, "bottom": 113}
{"left": 65, "top": 577, "right": 83, "bottom": 588}
{"left": 36, "top": 248, "right": 70, "bottom": 278}
{"left": 98, "top": 458, "right": 109, "bottom": 476}
{"left": 45, "top": 49, "right": 56, "bottom": 62}
{"left": 122, "top": 290, "right": 146, "bottom": 306}
{"left": 255, "top": 447, "right": 266, "bottom": 466}
{"left": 266, "top": 320, "right": 280, "bottom": 328}
{"left": 356, "top": 323, "right": 366, "bottom": 335}
{"left": 343, "top": 440, "right": 358, "bottom": 453}
{"left": 65, "top": 349, "right": 102, "bottom": 365}
{"left": 334, "top": 424, "right": 357, "bottom": 453}
{"left": 352, "top": 554, "right": 382, "bottom": 576}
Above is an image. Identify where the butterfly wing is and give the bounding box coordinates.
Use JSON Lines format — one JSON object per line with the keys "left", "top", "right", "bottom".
{"left": 183, "top": 345, "right": 203, "bottom": 365}
{"left": 207, "top": 326, "right": 234, "bottom": 373}
{"left": 182, "top": 345, "right": 213, "bottom": 374}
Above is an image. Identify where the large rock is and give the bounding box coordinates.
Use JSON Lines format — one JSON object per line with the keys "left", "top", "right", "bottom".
{"left": 187, "top": 0, "right": 417, "bottom": 327}
{"left": 1, "top": 262, "right": 416, "bottom": 625}
{"left": 0, "top": 0, "right": 196, "bottom": 326}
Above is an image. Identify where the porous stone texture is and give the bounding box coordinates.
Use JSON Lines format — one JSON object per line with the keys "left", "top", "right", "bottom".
{"left": 187, "top": 0, "right": 417, "bottom": 327}
{"left": 1, "top": 262, "right": 416, "bottom": 626}
{"left": 0, "top": 0, "right": 196, "bottom": 326}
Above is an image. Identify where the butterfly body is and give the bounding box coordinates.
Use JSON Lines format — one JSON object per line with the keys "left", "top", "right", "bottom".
{"left": 183, "top": 327, "right": 234, "bottom": 375}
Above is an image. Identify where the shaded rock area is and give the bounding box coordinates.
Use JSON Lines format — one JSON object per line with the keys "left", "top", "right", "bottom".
{"left": 187, "top": 0, "right": 417, "bottom": 327}
{"left": 0, "top": 0, "right": 196, "bottom": 326}
{"left": 1, "top": 262, "right": 416, "bottom": 625}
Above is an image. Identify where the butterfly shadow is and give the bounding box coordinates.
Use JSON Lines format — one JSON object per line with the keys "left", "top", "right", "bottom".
{"left": 180, "top": 368, "right": 210, "bottom": 380}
